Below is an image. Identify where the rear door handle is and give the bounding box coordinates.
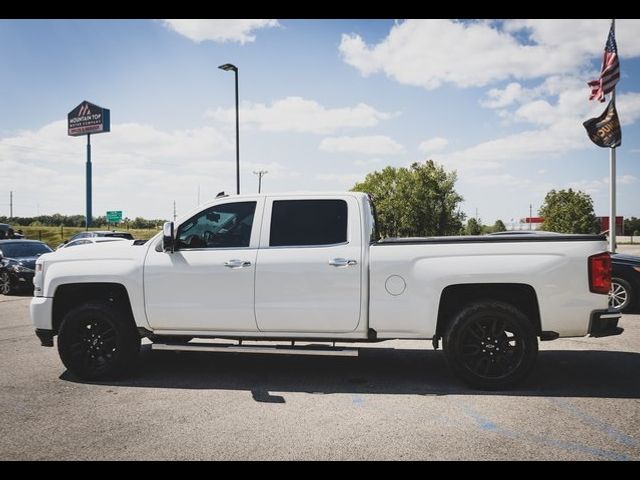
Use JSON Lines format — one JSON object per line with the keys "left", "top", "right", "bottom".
{"left": 224, "top": 259, "right": 252, "bottom": 268}
{"left": 329, "top": 258, "right": 357, "bottom": 267}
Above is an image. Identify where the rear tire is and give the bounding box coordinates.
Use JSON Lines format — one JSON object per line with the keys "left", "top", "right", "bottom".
{"left": 443, "top": 301, "right": 538, "bottom": 390}
{"left": 609, "top": 277, "right": 633, "bottom": 313}
{"left": 58, "top": 302, "right": 140, "bottom": 380}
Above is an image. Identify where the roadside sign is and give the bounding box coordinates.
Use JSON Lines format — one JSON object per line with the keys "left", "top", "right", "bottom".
{"left": 68, "top": 100, "right": 111, "bottom": 137}
{"left": 106, "top": 211, "right": 122, "bottom": 223}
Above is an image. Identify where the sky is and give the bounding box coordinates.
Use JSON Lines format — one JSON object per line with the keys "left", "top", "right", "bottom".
{"left": 1, "top": 19, "right": 639, "bottom": 227}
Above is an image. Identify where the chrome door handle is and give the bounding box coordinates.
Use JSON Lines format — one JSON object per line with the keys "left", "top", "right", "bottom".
{"left": 329, "top": 258, "right": 357, "bottom": 267}
{"left": 224, "top": 259, "right": 252, "bottom": 268}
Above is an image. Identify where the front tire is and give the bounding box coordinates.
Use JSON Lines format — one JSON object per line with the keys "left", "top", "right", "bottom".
{"left": 58, "top": 302, "right": 141, "bottom": 380}
{"left": 0, "top": 272, "right": 14, "bottom": 295}
{"left": 609, "top": 277, "right": 633, "bottom": 312}
{"left": 443, "top": 301, "right": 538, "bottom": 390}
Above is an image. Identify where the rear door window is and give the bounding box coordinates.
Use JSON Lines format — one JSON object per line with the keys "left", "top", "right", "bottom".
{"left": 269, "top": 200, "right": 348, "bottom": 247}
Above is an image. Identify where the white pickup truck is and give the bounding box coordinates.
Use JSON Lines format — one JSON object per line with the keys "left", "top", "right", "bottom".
{"left": 31, "top": 192, "right": 621, "bottom": 389}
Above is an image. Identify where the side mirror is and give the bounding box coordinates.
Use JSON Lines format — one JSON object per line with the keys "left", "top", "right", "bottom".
{"left": 162, "top": 222, "right": 175, "bottom": 253}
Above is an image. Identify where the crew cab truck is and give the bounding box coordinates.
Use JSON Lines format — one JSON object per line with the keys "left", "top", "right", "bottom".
{"left": 30, "top": 192, "right": 622, "bottom": 389}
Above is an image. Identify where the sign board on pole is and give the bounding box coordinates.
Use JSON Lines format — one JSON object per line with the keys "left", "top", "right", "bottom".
{"left": 68, "top": 101, "right": 111, "bottom": 137}
{"left": 106, "top": 211, "right": 122, "bottom": 223}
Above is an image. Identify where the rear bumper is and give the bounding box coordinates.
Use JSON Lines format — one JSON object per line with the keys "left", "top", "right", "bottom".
{"left": 588, "top": 309, "right": 623, "bottom": 338}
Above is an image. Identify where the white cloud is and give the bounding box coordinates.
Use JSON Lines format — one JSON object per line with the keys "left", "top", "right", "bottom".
{"left": 340, "top": 19, "right": 640, "bottom": 90}
{"left": 502, "top": 19, "right": 640, "bottom": 57}
{"left": 0, "top": 120, "right": 296, "bottom": 218}
{"left": 438, "top": 84, "right": 640, "bottom": 174}
{"left": 162, "top": 19, "right": 279, "bottom": 44}
{"left": 567, "top": 179, "right": 606, "bottom": 195}
{"left": 439, "top": 119, "right": 585, "bottom": 172}
{"left": 315, "top": 173, "right": 365, "bottom": 187}
{"left": 603, "top": 175, "right": 638, "bottom": 185}
{"left": 354, "top": 158, "right": 383, "bottom": 167}
{"left": 418, "top": 137, "right": 449, "bottom": 154}
{"left": 207, "top": 97, "right": 395, "bottom": 134}
{"left": 319, "top": 135, "right": 404, "bottom": 155}
{"left": 513, "top": 100, "right": 557, "bottom": 125}
{"left": 480, "top": 83, "right": 524, "bottom": 108}
{"left": 464, "top": 174, "right": 532, "bottom": 188}
{"left": 620, "top": 175, "right": 638, "bottom": 185}
{"left": 563, "top": 175, "right": 637, "bottom": 195}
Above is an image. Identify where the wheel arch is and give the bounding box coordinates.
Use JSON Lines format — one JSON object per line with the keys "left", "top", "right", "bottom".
{"left": 436, "top": 283, "right": 542, "bottom": 339}
{"left": 52, "top": 282, "right": 135, "bottom": 334}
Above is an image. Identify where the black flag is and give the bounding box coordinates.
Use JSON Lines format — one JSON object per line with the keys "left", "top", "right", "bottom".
{"left": 583, "top": 99, "right": 621, "bottom": 148}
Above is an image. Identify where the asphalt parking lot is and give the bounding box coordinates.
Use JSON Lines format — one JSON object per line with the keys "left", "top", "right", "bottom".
{"left": 0, "top": 294, "right": 639, "bottom": 460}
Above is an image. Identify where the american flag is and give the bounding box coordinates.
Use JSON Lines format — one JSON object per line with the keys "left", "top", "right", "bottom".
{"left": 588, "top": 20, "right": 620, "bottom": 102}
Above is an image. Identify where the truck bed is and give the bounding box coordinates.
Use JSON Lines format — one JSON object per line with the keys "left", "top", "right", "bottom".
{"left": 376, "top": 234, "right": 606, "bottom": 245}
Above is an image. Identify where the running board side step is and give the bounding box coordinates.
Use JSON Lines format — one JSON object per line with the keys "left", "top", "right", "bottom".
{"left": 151, "top": 342, "right": 359, "bottom": 357}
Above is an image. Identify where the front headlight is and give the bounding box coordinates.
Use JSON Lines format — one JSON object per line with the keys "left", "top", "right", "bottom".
{"left": 33, "top": 261, "right": 44, "bottom": 296}
{"left": 10, "top": 264, "right": 34, "bottom": 273}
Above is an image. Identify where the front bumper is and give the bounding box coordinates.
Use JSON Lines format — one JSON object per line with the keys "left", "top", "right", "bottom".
{"left": 588, "top": 309, "right": 623, "bottom": 338}
{"left": 13, "top": 271, "right": 35, "bottom": 289}
{"left": 30, "top": 296, "right": 54, "bottom": 331}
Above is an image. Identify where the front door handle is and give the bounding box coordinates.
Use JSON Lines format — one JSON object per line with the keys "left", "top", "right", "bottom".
{"left": 329, "top": 258, "right": 357, "bottom": 267}
{"left": 224, "top": 259, "right": 252, "bottom": 268}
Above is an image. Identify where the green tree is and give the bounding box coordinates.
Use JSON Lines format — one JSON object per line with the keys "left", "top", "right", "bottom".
{"left": 466, "top": 218, "right": 482, "bottom": 235}
{"left": 624, "top": 216, "right": 640, "bottom": 235}
{"left": 493, "top": 219, "right": 507, "bottom": 232}
{"left": 352, "top": 160, "right": 465, "bottom": 238}
{"left": 539, "top": 189, "right": 599, "bottom": 234}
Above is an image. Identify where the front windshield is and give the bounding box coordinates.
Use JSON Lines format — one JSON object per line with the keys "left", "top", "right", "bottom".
{"left": 0, "top": 242, "right": 52, "bottom": 258}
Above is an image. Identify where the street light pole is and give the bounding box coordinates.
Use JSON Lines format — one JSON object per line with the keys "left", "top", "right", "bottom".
{"left": 218, "top": 63, "right": 240, "bottom": 195}
{"left": 253, "top": 170, "right": 268, "bottom": 193}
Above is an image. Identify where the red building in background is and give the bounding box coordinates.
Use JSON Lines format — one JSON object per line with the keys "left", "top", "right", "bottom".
{"left": 597, "top": 216, "right": 624, "bottom": 235}
{"left": 512, "top": 216, "right": 623, "bottom": 234}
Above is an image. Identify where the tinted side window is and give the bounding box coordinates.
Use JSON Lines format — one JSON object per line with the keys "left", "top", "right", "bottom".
{"left": 176, "top": 202, "right": 256, "bottom": 249}
{"left": 270, "top": 200, "right": 348, "bottom": 247}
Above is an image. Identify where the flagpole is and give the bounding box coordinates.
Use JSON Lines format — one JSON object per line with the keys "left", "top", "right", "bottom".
{"left": 609, "top": 90, "right": 616, "bottom": 253}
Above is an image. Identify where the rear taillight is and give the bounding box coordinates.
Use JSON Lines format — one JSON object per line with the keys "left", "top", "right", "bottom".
{"left": 588, "top": 252, "right": 611, "bottom": 294}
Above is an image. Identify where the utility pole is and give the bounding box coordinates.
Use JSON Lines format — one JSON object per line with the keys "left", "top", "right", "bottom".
{"left": 173, "top": 201, "right": 177, "bottom": 222}
{"left": 529, "top": 204, "right": 532, "bottom": 231}
{"left": 9, "top": 191, "right": 13, "bottom": 218}
{"left": 197, "top": 185, "right": 201, "bottom": 206}
{"left": 475, "top": 208, "right": 478, "bottom": 221}
{"left": 253, "top": 170, "right": 268, "bottom": 193}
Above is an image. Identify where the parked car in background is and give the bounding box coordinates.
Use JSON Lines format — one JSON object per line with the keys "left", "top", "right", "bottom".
{"left": 0, "top": 224, "right": 25, "bottom": 239}
{"left": 57, "top": 230, "right": 134, "bottom": 249}
{"left": 609, "top": 253, "right": 640, "bottom": 313}
{"left": 0, "top": 240, "right": 53, "bottom": 294}
{"left": 67, "top": 230, "right": 134, "bottom": 242}
{"left": 58, "top": 237, "right": 128, "bottom": 250}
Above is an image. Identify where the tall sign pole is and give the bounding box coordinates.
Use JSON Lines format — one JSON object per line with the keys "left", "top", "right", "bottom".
{"left": 68, "top": 100, "right": 110, "bottom": 229}
{"left": 86, "top": 134, "right": 92, "bottom": 229}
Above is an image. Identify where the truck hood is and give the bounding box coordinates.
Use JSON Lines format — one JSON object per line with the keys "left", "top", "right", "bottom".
{"left": 44, "top": 239, "right": 150, "bottom": 262}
